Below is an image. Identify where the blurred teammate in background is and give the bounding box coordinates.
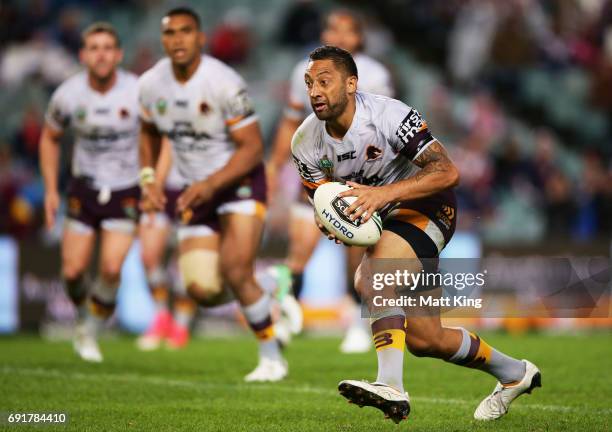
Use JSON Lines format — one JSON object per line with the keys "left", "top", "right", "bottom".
{"left": 39, "top": 23, "right": 140, "bottom": 362}
{"left": 137, "top": 143, "right": 196, "bottom": 351}
{"left": 268, "top": 9, "right": 394, "bottom": 353}
{"left": 139, "top": 7, "right": 287, "bottom": 381}
{"left": 292, "top": 45, "right": 541, "bottom": 424}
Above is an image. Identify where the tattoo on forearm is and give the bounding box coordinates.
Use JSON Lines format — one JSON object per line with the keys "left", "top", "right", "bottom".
{"left": 412, "top": 141, "right": 453, "bottom": 183}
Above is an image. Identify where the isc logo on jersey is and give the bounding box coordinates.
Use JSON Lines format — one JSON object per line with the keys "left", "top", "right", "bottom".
{"left": 314, "top": 182, "right": 383, "bottom": 247}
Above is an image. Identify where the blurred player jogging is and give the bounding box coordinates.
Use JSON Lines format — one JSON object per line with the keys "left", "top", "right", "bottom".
{"left": 39, "top": 22, "right": 140, "bottom": 363}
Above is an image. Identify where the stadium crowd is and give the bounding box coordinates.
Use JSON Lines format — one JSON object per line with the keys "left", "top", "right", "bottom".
{"left": 0, "top": 0, "right": 610, "bottom": 243}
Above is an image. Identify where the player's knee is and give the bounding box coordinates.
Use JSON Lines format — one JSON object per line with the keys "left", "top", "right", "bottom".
{"left": 100, "top": 261, "right": 122, "bottom": 283}
{"left": 141, "top": 250, "right": 161, "bottom": 272}
{"left": 405, "top": 333, "right": 445, "bottom": 358}
{"left": 62, "top": 260, "right": 86, "bottom": 282}
{"left": 179, "top": 249, "right": 222, "bottom": 303}
{"left": 186, "top": 282, "right": 217, "bottom": 304}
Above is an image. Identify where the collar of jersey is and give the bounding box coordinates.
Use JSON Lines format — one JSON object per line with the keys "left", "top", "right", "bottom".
{"left": 323, "top": 94, "right": 362, "bottom": 144}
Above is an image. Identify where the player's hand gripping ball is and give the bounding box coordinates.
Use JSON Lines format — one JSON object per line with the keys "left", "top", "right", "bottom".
{"left": 314, "top": 182, "right": 382, "bottom": 246}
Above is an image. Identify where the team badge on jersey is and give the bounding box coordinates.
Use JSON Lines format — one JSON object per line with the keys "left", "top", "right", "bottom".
{"left": 119, "top": 108, "right": 130, "bottom": 119}
{"left": 365, "top": 145, "right": 383, "bottom": 161}
{"left": 75, "top": 106, "right": 87, "bottom": 122}
{"left": 156, "top": 98, "right": 167, "bottom": 115}
{"left": 199, "top": 101, "right": 210, "bottom": 115}
{"left": 318, "top": 155, "right": 334, "bottom": 177}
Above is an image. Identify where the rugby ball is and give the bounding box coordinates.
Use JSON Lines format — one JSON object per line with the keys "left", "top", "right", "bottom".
{"left": 313, "top": 182, "right": 383, "bottom": 246}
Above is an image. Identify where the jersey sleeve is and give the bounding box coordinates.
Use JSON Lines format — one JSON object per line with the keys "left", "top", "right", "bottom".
{"left": 137, "top": 75, "right": 155, "bottom": 124}
{"left": 45, "top": 85, "right": 71, "bottom": 132}
{"left": 369, "top": 67, "right": 394, "bottom": 98}
{"left": 219, "top": 71, "right": 258, "bottom": 132}
{"left": 284, "top": 60, "right": 308, "bottom": 121}
{"left": 290, "top": 125, "right": 327, "bottom": 198}
{"left": 385, "top": 101, "right": 436, "bottom": 160}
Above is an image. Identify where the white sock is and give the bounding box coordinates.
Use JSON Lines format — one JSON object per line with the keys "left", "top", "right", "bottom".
{"left": 371, "top": 312, "right": 406, "bottom": 393}
{"left": 242, "top": 293, "right": 281, "bottom": 361}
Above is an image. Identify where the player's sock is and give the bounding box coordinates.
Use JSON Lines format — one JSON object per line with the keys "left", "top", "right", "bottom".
{"left": 173, "top": 295, "right": 196, "bottom": 328}
{"left": 146, "top": 267, "right": 170, "bottom": 312}
{"left": 242, "top": 293, "right": 281, "bottom": 361}
{"left": 371, "top": 312, "right": 406, "bottom": 392}
{"left": 64, "top": 274, "right": 89, "bottom": 320}
{"left": 87, "top": 278, "right": 118, "bottom": 333}
{"left": 291, "top": 272, "right": 304, "bottom": 299}
{"left": 446, "top": 327, "right": 526, "bottom": 384}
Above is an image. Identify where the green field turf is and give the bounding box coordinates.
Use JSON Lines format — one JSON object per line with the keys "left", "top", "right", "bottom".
{"left": 1, "top": 332, "right": 611, "bottom": 431}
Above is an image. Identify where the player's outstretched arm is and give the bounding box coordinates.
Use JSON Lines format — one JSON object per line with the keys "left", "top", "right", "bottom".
{"left": 39, "top": 124, "right": 63, "bottom": 230}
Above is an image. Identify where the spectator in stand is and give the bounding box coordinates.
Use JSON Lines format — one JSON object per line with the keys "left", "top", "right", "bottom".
{"left": 13, "top": 105, "right": 43, "bottom": 170}
{"left": 209, "top": 7, "right": 253, "bottom": 65}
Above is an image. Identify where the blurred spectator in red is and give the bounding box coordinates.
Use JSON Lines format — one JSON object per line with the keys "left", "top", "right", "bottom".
{"left": 13, "top": 105, "right": 43, "bottom": 169}
{"left": 209, "top": 7, "right": 252, "bottom": 65}
{"left": 130, "top": 43, "right": 157, "bottom": 75}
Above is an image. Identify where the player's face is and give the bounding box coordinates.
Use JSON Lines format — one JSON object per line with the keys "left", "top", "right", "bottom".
{"left": 80, "top": 32, "right": 122, "bottom": 80}
{"left": 321, "top": 14, "right": 362, "bottom": 54}
{"left": 161, "top": 14, "right": 205, "bottom": 67}
{"left": 305, "top": 59, "right": 356, "bottom": 121}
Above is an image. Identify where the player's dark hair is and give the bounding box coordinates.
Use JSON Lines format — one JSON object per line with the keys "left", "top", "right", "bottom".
{"left": 324, "top": 8, "right": 365, "bottom": 51}
{"left": 81, "top": 22, "right": 121, "bottom": 48}
{"left": 309, "top": 45, "right": 358, "bottom": 78}
{"left": 163, "top": 7, "right": 201, "bottom": 29}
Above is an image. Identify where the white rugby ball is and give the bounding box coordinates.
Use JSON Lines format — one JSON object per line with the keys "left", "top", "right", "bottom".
{"left": 313, "top": 182, "right": 383, "bottom": 246}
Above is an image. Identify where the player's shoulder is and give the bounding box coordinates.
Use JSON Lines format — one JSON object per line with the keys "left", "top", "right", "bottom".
{"left": 291, "top": 57, "right": 309, "bottom": 76}
{"left": 116, "top": 69, "right": 139, "bottom": 92}
{"left": 354, "top": 53, "right": 389, "bottom": 75}
{"left": 358, "top": 91, "right": 410, "bottom": 119}
{"left": 138, "top": 58, "right": 171, "bottom": 89}
{"left": 291, "top": 113, "right": 322, "bottom": 154}
{"left": 53, "top": 70, "right": 87, "bottom": 97}
{"left": 117, "top": 68, "right": 139, "bottom": 84}
{"left": 202, "top": 54, "right": 245, "bottom": 85}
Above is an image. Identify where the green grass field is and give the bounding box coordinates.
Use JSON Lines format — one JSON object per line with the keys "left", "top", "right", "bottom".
{"left": 1, "top": 332, "right": 611, "bottom": 431}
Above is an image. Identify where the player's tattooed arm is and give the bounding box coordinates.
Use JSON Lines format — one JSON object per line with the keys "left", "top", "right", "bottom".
{"left": 388, "top": 140, "right": 460, "bottom": 202}
{"left": 412, "top": 141, "right": 457, "bottom": 184}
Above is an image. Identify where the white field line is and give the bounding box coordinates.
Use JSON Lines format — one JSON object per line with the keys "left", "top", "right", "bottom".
{"left": 2, "top": 366, "right": 610, "bottom": 415}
